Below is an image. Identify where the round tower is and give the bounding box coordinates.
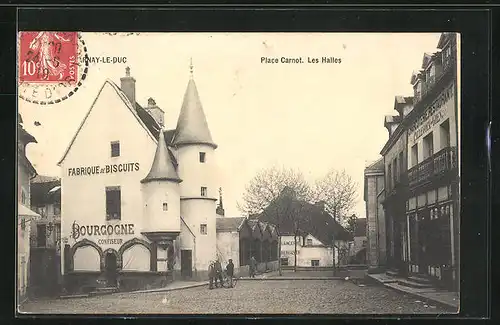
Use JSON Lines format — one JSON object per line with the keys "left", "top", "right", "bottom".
{"left": 141, "top": 128, "right": 182, "bottom": 272}
{"left": 172, "top": 61, "right": 218, "bottom": 280}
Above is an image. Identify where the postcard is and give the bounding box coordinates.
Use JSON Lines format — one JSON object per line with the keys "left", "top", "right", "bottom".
{"left": 17, "top": 32, "right": 460, "bottom": 314}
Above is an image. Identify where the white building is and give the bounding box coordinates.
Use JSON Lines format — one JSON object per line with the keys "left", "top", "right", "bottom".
{"left": 59, "top": 66, "right": 229, "bottom": 293}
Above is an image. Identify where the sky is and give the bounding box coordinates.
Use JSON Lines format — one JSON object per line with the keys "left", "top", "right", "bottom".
{"left": 19, "top": 32, "right": 443, "bottom": 219}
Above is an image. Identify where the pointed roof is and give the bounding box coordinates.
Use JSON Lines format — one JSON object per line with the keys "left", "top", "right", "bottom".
{"left": 141, "top": 127, "right": 182, "bottom": 184}
{"left": 172, "top": 78, "right": 217, "bottom": 149}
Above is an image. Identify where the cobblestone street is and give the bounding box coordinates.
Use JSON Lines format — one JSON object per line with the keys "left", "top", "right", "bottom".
{"left": 20, "top": 279, "right": 454, "bottom": 314}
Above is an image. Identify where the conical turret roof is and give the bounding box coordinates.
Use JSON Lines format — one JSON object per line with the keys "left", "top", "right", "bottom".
{"left": 141, "top": 128, "right": 182, "bottom": 183}
{"left": 172, "top": 78, "right": 217, "bottom": 148}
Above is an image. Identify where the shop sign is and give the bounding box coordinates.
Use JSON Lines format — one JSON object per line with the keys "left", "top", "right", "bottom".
{"left": 72, "top": 221, "right": 135, "bottom": 240}
{"left": 67, "top": 162, "right": 140, "bottom": 177}
{"left": 408, "top": 84, "right": 454, "bottom": 143}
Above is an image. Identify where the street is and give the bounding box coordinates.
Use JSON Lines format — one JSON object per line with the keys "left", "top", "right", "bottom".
{"left": 20, "top": 279, "right": 453, "bottom": 314}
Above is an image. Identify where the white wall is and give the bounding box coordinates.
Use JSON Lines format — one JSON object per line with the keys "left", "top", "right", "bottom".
{"left": 122, "top": 244, "right": 150, "bottom": 271}
{"left": 216, "top": 231, "right": 240, "bottom": 267}
{"left": 281, "top": 234, "right": 338, "bottom": 267}
{"left": 60, "top": 81, "right": 157, "bottom": 274}
{"left": 176, "top": 144, "right": 217, "bottom": 199}
{"left": 73, "top": 246, "right": 100, "bottom": 271}
{"left": 179, "top": 199, "right": 217, "bottom": 271}
{"left": 142, "top": 181, "right": 180, "bottom": 233}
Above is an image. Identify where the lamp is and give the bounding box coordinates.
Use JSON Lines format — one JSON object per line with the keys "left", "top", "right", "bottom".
{"left": 46, "top": 222, "right": 54, "bottom": 236}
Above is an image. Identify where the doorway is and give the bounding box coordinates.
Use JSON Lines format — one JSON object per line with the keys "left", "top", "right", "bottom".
{"left": 180, "top": 250, "right": 192, "bottom": 278}
{"left": 105, "top": 252, "right": 118, "bottom": 287}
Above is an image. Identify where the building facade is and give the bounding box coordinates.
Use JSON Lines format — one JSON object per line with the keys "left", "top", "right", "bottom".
{"left": 380, "top": 33, "right": 459, "bottom": 291}
{"left": 59, "top": 66, "right": 224, "bottom": 293}
{"left": 30, "top": 176, "right": 62, "bottom": 297}
{"left": 380, "top": 97, "right": 411, "bottom": 276}
{"left": 17, "top": 115, "right": 40, "bottom": 303}
{"left": 363, "top": 159, "right": 386, "bottom": 270}
{"left": 348, "top": 218, "right": 367, "bottom": 264}
{"left": 256, "top": 192, "right": 353, "bottom": 269}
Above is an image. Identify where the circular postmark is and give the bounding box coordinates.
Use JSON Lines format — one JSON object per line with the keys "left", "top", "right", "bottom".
{"left": 18, "top": 32, "right": 89, "bottom": 105}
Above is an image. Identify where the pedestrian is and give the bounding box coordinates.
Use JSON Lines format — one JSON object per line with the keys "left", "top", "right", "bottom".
{"left": 214, "top": 259, "right": 223, "bottom": 288}
{"left": 208, "top": 261, "right": 216, "bottom": 289}
{"left": 249, "top": 256, "right": 257, "bottom": 278}
{"left": 226, "top": 259, "right": 235, "bottom": 288}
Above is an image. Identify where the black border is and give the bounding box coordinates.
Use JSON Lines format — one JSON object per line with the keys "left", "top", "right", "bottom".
{"left": 1, "top": 5, "right": 492, "bottom": 322}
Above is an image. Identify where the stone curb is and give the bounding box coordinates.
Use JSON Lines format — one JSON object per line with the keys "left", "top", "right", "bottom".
{"left": 240, "top": 277, "right": 345, "bottom": 281}
{"left": 129, "top": 282, "right": 209, "bottom": 294}
{"left": 366, "top": 274, "right": 458, "bottom": 310}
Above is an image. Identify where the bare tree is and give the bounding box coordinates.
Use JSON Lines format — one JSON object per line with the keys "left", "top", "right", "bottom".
{"left": 238, "top": 166, "right": 311, "bottom": 216}
{"left": 238, "top": 166, "right": 311, "bottom": 275}
{"left": 311, "top": 169, "right": 358, "bottom": 226}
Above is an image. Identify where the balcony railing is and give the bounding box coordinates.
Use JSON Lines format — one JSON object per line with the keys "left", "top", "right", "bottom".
{"left": 408, "top": 147, "right": 458, "bottom": 188}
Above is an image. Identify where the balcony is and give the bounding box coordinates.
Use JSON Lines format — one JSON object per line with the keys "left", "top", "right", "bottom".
{"left": 408, "top": 147, "right": 458, "bottom": 189}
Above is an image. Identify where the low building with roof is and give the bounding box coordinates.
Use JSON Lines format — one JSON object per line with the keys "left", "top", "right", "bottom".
{"left": 253, "top": 191, "right": 353, "bottom": 269}
{"left": 216, "top": 217, "right": 279, "bottom": 275}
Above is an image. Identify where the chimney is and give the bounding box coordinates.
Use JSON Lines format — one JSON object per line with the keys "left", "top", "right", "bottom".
{"left": 146, "top": 97, "right": 165, "bottom": 128}
{"left": 120, "top": 66, "right": 136, "bottom": 107}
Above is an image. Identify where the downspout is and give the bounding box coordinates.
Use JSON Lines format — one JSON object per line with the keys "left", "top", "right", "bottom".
{"left": 180, "top": 217, "right": 196, "bottom": 278}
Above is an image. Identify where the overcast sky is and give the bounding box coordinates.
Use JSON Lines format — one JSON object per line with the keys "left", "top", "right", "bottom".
{"left": 19, "top": 32, "right": 442, "bottom": 219}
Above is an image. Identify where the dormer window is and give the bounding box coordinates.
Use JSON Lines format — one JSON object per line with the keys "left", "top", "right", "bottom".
{"left": 111, "top": 141, "right": 120, "bottom": 157}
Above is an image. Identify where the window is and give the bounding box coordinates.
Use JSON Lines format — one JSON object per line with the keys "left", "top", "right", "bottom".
{"left": 423, "top": 132, "right": 434, "bottom": 159}
{"left": 280, "top": 258, "right": 289, "bottom": 266}
{"left": 106, "top": 186, "right": 121, "bottom": 220}
{"left": 163, "top": 203, "right": 168, "bottom": 211}
{"left": 200, "top": 224, "right": 207, "bottom": 235}
{"left": 311, "top": 260, "right": 320, "bottom": 267}
{"left": 440, "top": 119, "right": 451, "bottom": 149}
{"left": 362, "top": 240, "right": 367, "bottom": 247}
{"left": 111, "top": 141, "right": 120, "bottom": 157}
{"left": 411, "top": 144, "right": 419, "bottom": 167}
{"left": 199, "top": 152, "right": 206, "bottom": 163}
{"left": 37, "top": 224, "right": 46, "bottom": 247}
{"left": 306, "top": 238, "right": 313, "bottom": 246}
{"left": 54, "top": 204, "right": 61, "bottom": 216}
{"left": 201, "top": 187, "right": 207, "bottom": 197}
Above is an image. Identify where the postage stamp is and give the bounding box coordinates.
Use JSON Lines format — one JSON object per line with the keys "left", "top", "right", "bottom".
{"left": 18, "top": 31, "right": 89, "bottom": 105}
{"left": 17, "top": 32, "right": 460, "bottom": 315}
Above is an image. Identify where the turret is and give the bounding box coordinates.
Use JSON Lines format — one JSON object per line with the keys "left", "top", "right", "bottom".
{"left": 173, "top": 59, "right": 218, "bottom": 278}
{"left": 141, "top": 128, "right": 182, "bottom": 237}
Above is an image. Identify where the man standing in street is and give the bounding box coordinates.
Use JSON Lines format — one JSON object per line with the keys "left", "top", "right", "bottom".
{"left": 214, "top": 259, "right": 223, "bottom": 288}
{"left": 226, "top": 259, "right": 235, "bottom": 288}
{"left": 208, "top": 261, "right": 215, "bottom": 290}
{"left": 249, "top": 256, "right": 257, "bottom": 278}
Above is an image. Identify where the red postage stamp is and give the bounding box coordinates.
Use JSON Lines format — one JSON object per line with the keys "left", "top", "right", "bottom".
{"left": 18, "top": 31, "right": 79, "bottom": 84}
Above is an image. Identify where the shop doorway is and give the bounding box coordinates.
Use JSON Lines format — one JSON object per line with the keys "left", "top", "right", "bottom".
{"left": 105, "top": 252, "right": 118, "bottom": 287}
{"left": 180, "top": 250, "right": 192, "bottom": 278}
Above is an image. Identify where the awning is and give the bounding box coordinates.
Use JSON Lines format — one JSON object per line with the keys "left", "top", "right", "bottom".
{"left": 18, "top": 203, "right": 40, "bottom": 218}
